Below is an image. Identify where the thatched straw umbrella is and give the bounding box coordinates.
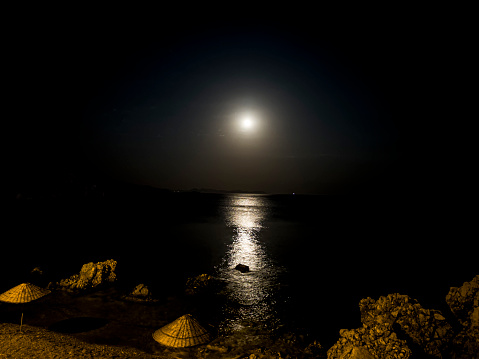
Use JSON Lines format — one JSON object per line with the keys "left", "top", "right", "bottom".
{"left": 152, "top": 314, "right": 211, "bottom": 347}
{"left": 0, "top": 283, "right": 50, "bottom": 331}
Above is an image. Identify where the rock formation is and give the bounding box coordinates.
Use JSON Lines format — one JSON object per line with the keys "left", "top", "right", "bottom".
{"left": 327, "top": 274, "right": 479, "bottom": 359}
{"left": 53, "top": 259, "right": 117, "bottom": 291}
{"left": 446, "top": 275, "right": 479, "bottom": 359}
{"left": 328, "top": 293, "right": 454, "bottom": 359}
{"left": 359, "top": 293, "right": 454, "bottom": 357}
{"left": 327, "top": 321, "right": 411, "bottom": 359}
{"left": 446, "top": 275, "right": 479, "bottom": 328}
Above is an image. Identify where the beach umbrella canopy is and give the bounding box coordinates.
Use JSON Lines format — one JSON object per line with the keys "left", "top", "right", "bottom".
{"left": 0, "top": 283, "right": 51, "bottom": 331}
{"left": 152, "top": 314, "right": 211, "bottom": 347}
{"left": 0, "top": 283, "right": 50, "bottom": 304}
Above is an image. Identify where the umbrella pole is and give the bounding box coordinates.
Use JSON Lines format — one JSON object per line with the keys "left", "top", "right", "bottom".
{"left": 20, "top": 312, "right": 23, "bottom": 332}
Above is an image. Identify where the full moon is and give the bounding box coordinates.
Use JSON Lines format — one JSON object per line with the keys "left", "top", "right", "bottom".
{"left": 241, "top": 116, "right": 254, "bottom": 130}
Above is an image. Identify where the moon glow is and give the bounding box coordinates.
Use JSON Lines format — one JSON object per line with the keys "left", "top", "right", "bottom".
{"left": 241, "top": 115, "right": 254, "bottom": 130}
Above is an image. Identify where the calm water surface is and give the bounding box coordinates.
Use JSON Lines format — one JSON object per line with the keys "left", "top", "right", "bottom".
{"left": 6, "top": 193, "right": 476, "bottom": 345}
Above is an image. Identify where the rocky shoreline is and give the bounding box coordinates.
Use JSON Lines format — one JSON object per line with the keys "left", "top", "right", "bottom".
{"left": 327, "top": 274, "right": 478, "bottom": 359}
{"left": 1, "top": 260, "right": 477, "bottom": 358}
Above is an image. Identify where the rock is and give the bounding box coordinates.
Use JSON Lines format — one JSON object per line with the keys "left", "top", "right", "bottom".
{"left": 235, "top": 264, "right": 250, "bottom": 273}
{"left": 130, "top": 284, "right": 151, "bottom": 298}
{"left": 446, "top": 274, "right": 479, "bottom": 328}
{"left": 77, "top": 262, "right": 97, "bottom": 289}
{"left": 330, "top": 292, "right": 455, "bottom": 359}
{"left": 472, "top": 306, "right": 479, "bottom": 328}
{"left": 328, "top": 321, "right": 411, "bottom": 359}
{"left": 58, "top": 274, "right": 79, "bottom": 289}
{"left": 56, "top": 259, "right": 117, "bottom": 292}
{"left": 359, "top": 293, "right": 453, "bottom": 357}
{"left": 185, "top": 273, "right": 222, "bottom": 295}
{"left": 304, "top": 340, "right": 326, "bottom": 357}
{"left": 122, "top": 283, "right": 158, "bottom": 302}
{"left": 330, "top": 277, "right": 479, "bottom": 359}
{"left": 446, "top": 275, "right": 479, "bottom": 359}
{"left": 350, "top": 346, "right": 376, "bottom": 359}
{"left": 91, "top": 260, "right": 117, "bottom": 287}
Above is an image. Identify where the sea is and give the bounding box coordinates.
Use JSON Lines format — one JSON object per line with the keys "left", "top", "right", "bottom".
{"left": 4, "top": 192, "right": 476, "bottom": 348}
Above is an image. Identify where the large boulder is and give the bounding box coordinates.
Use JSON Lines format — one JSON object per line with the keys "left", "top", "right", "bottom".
{"left": 446, "top": 274, "right": 479, "bottom": 328}
{"left": 327, "top": 322, "right": 411, "bottom": 359}
{"left": 446, "top": 275, "right": 479, "bottom": 359}
{"left": 56, "top": 259, "right": 117, "bottom": 291}
{"left": 328, "top": 293, "right": 454, "bottom": 359}
{"left": 359, "top": 293, "right": 454, "bottom": 357}
{"left": 330, "top": 344, "right": 376, "bottom": 359}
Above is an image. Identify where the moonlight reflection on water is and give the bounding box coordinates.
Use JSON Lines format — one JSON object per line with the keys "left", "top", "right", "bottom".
{"left": 216, "top": 194, "right": 284, "bottom": 333}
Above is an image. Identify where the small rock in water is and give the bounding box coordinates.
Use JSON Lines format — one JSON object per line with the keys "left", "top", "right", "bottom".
{"left": 235, "top": 264, "right": 250, "bottom": 273}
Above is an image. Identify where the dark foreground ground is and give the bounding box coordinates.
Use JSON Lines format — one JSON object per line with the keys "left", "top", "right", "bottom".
{"left": 0, "top": 322, "right": 324, "bottom": 359}
{"left": 0, "top": 322, "right": 158, "bottom": 359}
{"left": 0, "top": 288, "right": 324, "bottom": 359}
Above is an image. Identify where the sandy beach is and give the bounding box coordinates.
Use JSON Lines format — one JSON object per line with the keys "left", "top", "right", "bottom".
{"left": 0, "top": 287, "right": 182, "bottom": 358}
{"left": 0, "top": 322, "right": 159, "bottom": 358}
{"left": 0, "top": 287, "right": 323, "bottom": 359}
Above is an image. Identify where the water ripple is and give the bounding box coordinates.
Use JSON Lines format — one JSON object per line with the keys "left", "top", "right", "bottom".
{"left": 215, "top": 194, "right": 284, "bottom": 333}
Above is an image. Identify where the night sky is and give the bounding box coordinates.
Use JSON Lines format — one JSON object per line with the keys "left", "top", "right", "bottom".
{"left": 8, "top": 5, "right": 473, "bottom": 196}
